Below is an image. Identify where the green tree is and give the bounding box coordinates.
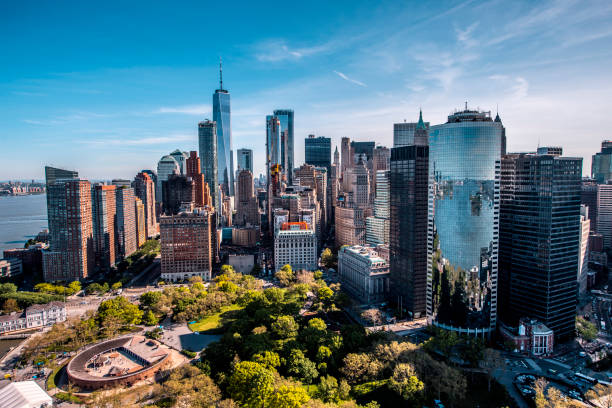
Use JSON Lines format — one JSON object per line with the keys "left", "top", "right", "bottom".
{"left": 389, "top": 363, "right": 424, "bottom": 400}
{"left": 142, "top": 310, "right": 159, "bottom": 326}
{"left": 286, "top": 349, "right": 319, "bottom": 384}
{"left": 67, "top": 281, "right": 82, "bottom": 295}
{"left": 2, "top": 298, "right": 20, "bottom": 313}
{"left": 271, "top": 315, "right": 299, "bottom": 339}
{"left": 111, "top": 282, "right": 122, "bottom": 291}
{"left": 140, "top": 291, "right": 162, "bottom": 308}
{"left": 228, "top": 361, "right": 275, "bottom": 408}
{"left": 253, "top": 351, "right": 280, "bottom": 369}
{"left": 577, "top": 316, "right": 598, "bottom": 341}
{"left": 479, "top": 348, "right": 504, "bottom": 392}
{"left": 268, "top": 383, "right": 310, "bottom": 408}
{"left": 321, "top": 248, "right": 335, "bottom": 268}
{"left": 275, "top": 264, "right": 294, "bottom": 287}
{"left": 0, "top": 283, "right": 17, "bottom": 294}
{"left": 97, "top": 296, "right": 143, "bottom": 326}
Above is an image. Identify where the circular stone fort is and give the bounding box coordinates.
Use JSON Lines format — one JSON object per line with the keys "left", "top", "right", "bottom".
{"left": 66, "top": 335, "right": 172, "bottom": 389}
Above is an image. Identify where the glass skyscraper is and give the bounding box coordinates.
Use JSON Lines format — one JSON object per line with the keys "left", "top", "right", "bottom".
{"left": 499, "top": 152, "right": 582, "bottom": 341}
{"left": 198, "top": 120, "right": 220, "bottom": 213}
{"left": 213, "top": 64, "right": 234, "bottom": 196}
{"left": 427, "top": 107, "right": 502, "bottom": 336}
{"left": 592, "top": 140, "right": 612, "bottom": 184}
{"left": 274, "top": 109, "right": 294, "bottom": 184}
{"left": 304, "top": 135, "right": 331, "bottom": 175}
{"left": 237, "top": 148, "right": 253, "bottom": 174}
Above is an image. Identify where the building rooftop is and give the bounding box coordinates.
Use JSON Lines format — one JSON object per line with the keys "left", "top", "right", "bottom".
{"left": 0, "top": 381, "right": 52, "bottom": 408}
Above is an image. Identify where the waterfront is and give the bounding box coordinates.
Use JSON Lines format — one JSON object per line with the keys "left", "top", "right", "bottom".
{"left": 0, "top": 194, "right": 47, "bottom": 253}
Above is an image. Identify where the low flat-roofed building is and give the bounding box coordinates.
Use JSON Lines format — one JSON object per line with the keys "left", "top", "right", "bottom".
{"left": 338, "top": 245, "right": 390, "bottom": 304}
{"left": 0, "top": 380, "right": 52, "bottom": 408}
{"left": 0, "top": 301, "right": 66, "bottom": 334}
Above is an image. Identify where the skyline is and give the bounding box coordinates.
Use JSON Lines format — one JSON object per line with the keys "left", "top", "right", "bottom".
{"left": 2, "top": 0, "right": 612, "bottom": 180}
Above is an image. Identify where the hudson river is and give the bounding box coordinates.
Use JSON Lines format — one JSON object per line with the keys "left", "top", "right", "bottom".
{"left": 0, "top": 194, "right": 47, "bottom": 253}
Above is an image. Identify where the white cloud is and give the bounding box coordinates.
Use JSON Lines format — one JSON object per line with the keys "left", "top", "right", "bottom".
{"left": 80, "top": 134, "right": 194, "bottom": 146}
{"left": 456, "top": 22, "right": 479, "bottom": 48}
{"left": 333, "top": 70, "right": 366, "bottom": 87}
{"left": 155, "top": 105, "right": 210, "bottom": 115}
{"left": 254, "top": 40, "right": 333, "bottom": 62}
{"left": 512, "top": 77, "right": 529, "bottom": 99}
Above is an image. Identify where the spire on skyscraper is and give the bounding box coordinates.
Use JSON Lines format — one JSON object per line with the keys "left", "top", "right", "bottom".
{"left": 416, "top": 109, "right": 425, "bottom": 130}
{"left": 219, "top": 57, "right": 223, "bottom": 91}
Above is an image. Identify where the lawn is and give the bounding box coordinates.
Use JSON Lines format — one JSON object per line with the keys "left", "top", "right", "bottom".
{"left": 188, "top": 304, "right": 243, "bottom": 333}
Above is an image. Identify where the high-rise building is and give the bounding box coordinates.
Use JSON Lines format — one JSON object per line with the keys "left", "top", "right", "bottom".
{"left": 578, "top": 205, "right": 591, "bottom": 295}
{"left": 133, "top": 172, "right": 158, "bottom": 238}
{"left": 597, "top": 184, "right": 612, "bottom": 248}
{"left": 134, "top": 197, "right": 146, "bottom": 247}
{"left": 235, "top": 170, "right": 260, "bottom": 227}
{"left": 186, "top": 151, "right": 211, "bottom": 209}
{"left": 237, "top": 148, "right": 253, "bottom": 173}
{"left": 592, "top": 140, "right": 612, "bottom": 184}
{"left": 335, "top": 194, "right": 370, "bottom": 247}
{"left": 351, "top": 141, "right": 375, "bottom": 164}
{"left": 371, "top": 146, "right": 390, "bottom": 195}
{"left": 169, "top": 149, "right": 189, "bottom": 175}
{"left": 92, "top": 184, "right": 117, "bottom": 271}
{"left": 393, "top": 112, "right": 430, "bottom": 147}
{"left": 428, "top": 106, "right": 502, "bottom": 336}
{"left": 581, "top": 179, "right": 598, "bottom": 230}
{"left": 341, "top": 137, "right": 352, "bottom": 174}
{"left": 305, "top": 135, "right": 331, "bottom": 175}
{"left": 160, "top": 205, "right": 215, "bottom": 282}
{"left": 213, "top": 62, "right": 234, "bottom": 196}
{"left": 114, "top": 186, "right": 137, "bottom": 259}
{"left": 389, "top": 141, "right": 429, "bottom": 318}
{"left": 199, "top": 119, "right": 220, "bottom": 212}
{"left": 156, "top": 155, "right": 180, "bottom": 203}
{"left": 274, "top": 109, "right": 294, "bottom": 184}
{"left": 266, "top": 115, "right": 282, "bottom": 180}
{"left": 274, "top": 222, "right": 317, "bottom": 272}
{"left": 366, "top": 170, "right": 390, "bottom": 246}
{"left": 342, "top": 159, "right": 370, "bottom": 208}
{"left": 499, "top": 152, "right": 582, "bottom": 340}
{"left": 295, "top": 164, "right": 327, "bottom": 234}
{"left": 43, "top": 173, "right": 94, "bottom": 281}
{"left": 162, "top": 174, "right": 195, "bottom": 216}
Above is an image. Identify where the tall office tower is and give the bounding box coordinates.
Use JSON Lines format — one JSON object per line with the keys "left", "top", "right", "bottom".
{"left": 133, "top": 172, "right": 158, "bottom": 238}
{"left": 199, "top": 120, "right": 220, "bottom": 212}
{"left": 160, "top": 205, "right": 215, "bottom": 282}
{"left": 156, "top": 155, "right": 180, "bottom": 202}
{"left": 428, "top": 106, "right": 502, "bottom": 336}
{"left": 186, "top": 151, "right": 211, "bottom": 208}
{"left": 350, "top": 141, "right": 375, "bottom": 164}
{"left": 274, "top": 109, "right": 294, "bottom": 184}
{"left": 266, "top": 115, "right": 282, "bottom": 180}
{"left": 330, "top": 164, "right": 340, "bottom": 212}
{"left": 141, "top": 169, "right": 157, "bottom": 186}
{"left": 578, "top": 205, "right": 591, "bottom": 295}
{"left": 213, "top": 62, "right": 234, "bottom": 196}
{"left": 499, "top": 152, "right": 582, "bottom": 340}
{"left": 393, "top": 111, "right": 430, "bottom": 147}
{"left": 169, "top": 149, "right": 189, "bottom": 175}
{"left": 162, "top": 174, "right": 195, "bottom": 216}
{"left": 235, "top": 170, "right": 260, "bottom": 226}
{"left": 334, "top": 146, "right": 340, "bottom": 167}
{"left": 134, "top": 197, "right": 146, "bottom": 247}
{"left": 341, "top": 137, "right": 352, "bottom": 174}
{"left": 114, "top": 187, "right": 137, "bottom": 259}
{"left": 44, "top": 170, "right": 94, "bottom": 281}
{"left": 343, "top": 159, "right": 370, "bottom": 208}
{"left": 305, "top": 135, "right": 332, "bottom": 175}
{"left": 366, "top": 170, "right": 390, "bottom": 246}
{"left": 389, "top": 143, "right": 429, "bottom": 319}
{"left": 335, "top": 194, "right": 370, "bottom": 247}
{"left": 92, "top": 184, "right": 117, "bottom": 271}
{"left": 581, "top": 179, "right": 598, "bottom": 230}
{"left": 592, "top": 140, "right": 612, "bottom": 183}
{"left": 237, "top": 148, "right": 254, "bottom": 173}
{"left": 371, "top": 146, "right": 390, "bottom": 194}
{"left": 495, "top": 111, "right": 507, "bottom": 156}
{"left": 597, "top": 184, "right": 612, "bottom": 248}
{"left": 295, "top": 164, "right": 327, "bottom": 233}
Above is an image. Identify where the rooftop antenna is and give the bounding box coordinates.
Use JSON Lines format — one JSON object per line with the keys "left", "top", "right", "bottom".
{"left": 219, "top": 57, "right": 223, "bottom": 91}
{"left": 465, "top": 101, "right": 468, "bottom": 111}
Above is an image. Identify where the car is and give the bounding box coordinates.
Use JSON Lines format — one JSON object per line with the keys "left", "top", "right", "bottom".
{"left": 433, "top": 400, "right": 445, "bottom": 408}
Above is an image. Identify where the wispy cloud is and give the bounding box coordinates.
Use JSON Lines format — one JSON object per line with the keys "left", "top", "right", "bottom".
{"left": 333, "top": 71, "right": 366, "bottom": 87}
{"left": 154, "top": 105, "right": 210, "bottom": 115}
{"left": 80, "top": 134, "right": 194, "bottom": 147}
{"left": 254, "top": 40, "right": 333, "bottom": 62}
{"left": 456, "top": 22, "right": 479, "bottom": 48}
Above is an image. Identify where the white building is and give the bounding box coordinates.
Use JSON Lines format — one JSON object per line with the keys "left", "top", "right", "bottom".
{"left": 274, "top": 222, "right": 317, "bottom": 272}
{"left": 578, "top": 204, "right": 591, "bottom": 294}
{"left": 0, "top": 301, "right": 66, "bottom": 334}
{"left": 0, "top": 381, "right": 53, "bottom": 408}
{"left": 156, "top": 155, "right": 180, "bottom": 202}
{"left": 338, "top": 245, "right": 390, "bottom": 304}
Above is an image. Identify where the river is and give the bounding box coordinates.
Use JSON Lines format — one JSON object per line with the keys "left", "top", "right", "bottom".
{"left": 0, "top": 194, "right": 47, "bottom": 254}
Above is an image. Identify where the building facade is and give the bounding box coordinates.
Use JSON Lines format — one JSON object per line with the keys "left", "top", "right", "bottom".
{"left": 213, "top": 66, "right": 234, "bottom": 196}
{"left": 274, "top": 109, "right": 294, "bottom": 184}
{"left": 305, "top": 135, "right": 331, "bottom": 175}
{"left": 0, "top": 301, "right": 66, "bottom": 334}
{"left": 338, "top": 245, "right": 390, "bottom": 304}
{"left": 133, "top": 172, "right": 158, "bottom": 238}
{"left": 162, "top": 174, "right": 194, "bottom": 216}
{"left": 92, "top": 184, "right": 117, "bottom": 271}
{"left": 235, "top": 170, "right": 260, "bottom": 226}
{"left": 198, "top": 120, "right": 220, "bottom": 212}
{"left": 237, "top": 148, "right": 254, "bottom": 174}
{"left": 366, "top": 170, "right": 390, "bottom": 246}
{"left": 596, "top": 184, "right": 612, "bottom": 248}
{"left": 499, "top": 152, "right": 582, "bottom": 341}
{"left": 134, "top": 197, "right": 146, "bottom": 247}
{"left": 0, "top": 258, "right": 22, "bottom": 277}
{"left": 428, "top": 107, "right": 502, "bottom": 336}
{"left": 156, "top": 155, "right": 180, "bottom": 203}
{"left": 274, "top": 222, "right": 317, "bottom": 272}
{"left": 393, "top": 112, "right": 430, "bottom": 147}
{"left": 592, "top": 140, "right": 612, "bottom": 183}
{"left": 160, "top": 206, "right": 215, "bottom": 282}
{"left": 390, "top": 144, "right": 429, "bottom": 319}
{"left": 114, "top": 187, "right": 137, "bottom": 259}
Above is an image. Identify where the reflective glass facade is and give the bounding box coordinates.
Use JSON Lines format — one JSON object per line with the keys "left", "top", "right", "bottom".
{"left": 213, "top": 90, "right": 234, "bottom": 196}
{"left": 274, "top": 109, "right": 294, "bottom": 184}
{"left": 427, "top": 110, "right": 502, "bottom": 333}
{"left": 305, "top": 135, "right": 331, "bottom": 174}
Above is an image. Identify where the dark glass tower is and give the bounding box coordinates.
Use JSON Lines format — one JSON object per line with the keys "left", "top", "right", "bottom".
{"left": 499, "top": 152, "right": 582, "bottom": 340}
{"left": 213, "top": 61, "right": 234, "bottom": 196}
{"left": 592, "top": 140, "right": 612, "bottom": 184}
{"left": 428, "top": 107, "right": 502, "bottom": 336}
{"left": 198, "top": 120, "right": 219, "bottom": 213}
{"left": 390, "top": 142, "right": 429, "bottom": 318}
{"left": 305, "top": 135, "right": 331, "bottom": 175}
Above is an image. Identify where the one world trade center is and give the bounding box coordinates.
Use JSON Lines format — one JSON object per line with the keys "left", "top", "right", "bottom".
{"left": 213, "top": 59, "right": 234, "bottom": 196}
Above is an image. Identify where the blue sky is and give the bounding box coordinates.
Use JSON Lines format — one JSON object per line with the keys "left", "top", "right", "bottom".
{"left": 2, "top": 0, "right": 612, "bottom": 180}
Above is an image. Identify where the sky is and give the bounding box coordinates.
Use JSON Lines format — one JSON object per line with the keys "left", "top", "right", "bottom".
{"left": 2, "top": 0, "right": 612, "bottom": 180}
